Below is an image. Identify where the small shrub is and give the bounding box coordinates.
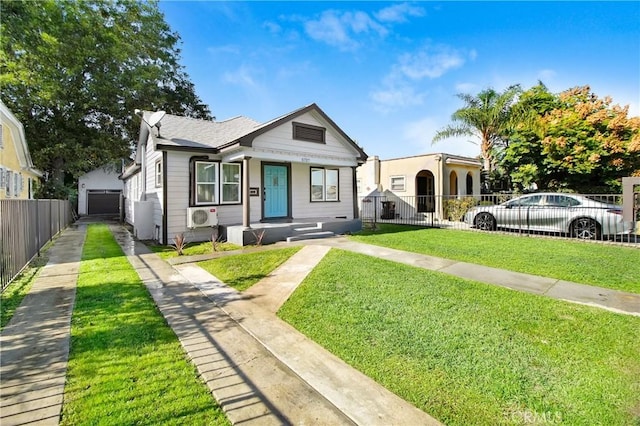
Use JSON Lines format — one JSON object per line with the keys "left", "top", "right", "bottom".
{"left": 211, "top": 227, "right": 224, "bottom": 252}
{"left": 444, "top": 197, "right": 478, "bottom": 221}
{"left": 172, "top": 233, "right": 187, "bottom": 256}
{"left": 250, "top": 229, "right": 266, "bottom": 246}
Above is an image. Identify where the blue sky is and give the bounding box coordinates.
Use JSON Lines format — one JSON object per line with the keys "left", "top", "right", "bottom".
{"left": 158, "top": 1, "right": 640, "bottom": 160}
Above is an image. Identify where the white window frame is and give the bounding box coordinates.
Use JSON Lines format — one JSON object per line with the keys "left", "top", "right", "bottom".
{"left": 311, "top": 167, "right": 339, "bottom": 202}
{"left": 195, "top": 161, "right": 218, "bottom": 205}
{"left": 221, "top": 163, "right": 241, "bottom": 204}
{"left": 390, "top": 175, "right": 406, "bottom": 192}
{"left": 155, "top": 159, "right": 162, "bottom": 187}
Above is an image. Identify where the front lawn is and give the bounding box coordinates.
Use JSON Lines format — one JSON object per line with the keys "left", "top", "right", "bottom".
{"left": 61, "top": 225, "right": 229, "bottom": 425}
{"left": 197, "top": 246, "right": 302, "bottom": 291}
{"left": 350, "top": 224, "right": 640, "bottom": 294}
{"left": 279, "top": 249, "right": 640, "bottom": 425}
{"left": 149, "top": 240, "right": 241, "bottom": 260}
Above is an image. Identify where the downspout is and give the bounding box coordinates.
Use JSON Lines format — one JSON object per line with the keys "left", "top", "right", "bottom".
{"left": 162, "top": 150, "right": 168, "bottom": 245}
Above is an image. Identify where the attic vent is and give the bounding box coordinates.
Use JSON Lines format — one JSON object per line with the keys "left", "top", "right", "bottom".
{"left": 293, "top": 122, "right": 325, "bottom": 144}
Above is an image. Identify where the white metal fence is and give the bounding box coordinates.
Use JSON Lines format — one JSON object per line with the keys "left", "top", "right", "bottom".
{"left": 0, "top": 199, "right": 73, "bottom": 290}
{"left": 360, "top": 193, "right": 639, "bottom": 244}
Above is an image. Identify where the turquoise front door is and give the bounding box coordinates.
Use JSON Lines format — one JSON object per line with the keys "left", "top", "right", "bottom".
{"left": 263, "top": 164, "right": 289, "bottom": 218}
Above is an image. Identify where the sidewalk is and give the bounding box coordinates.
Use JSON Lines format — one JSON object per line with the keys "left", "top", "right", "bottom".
{"left": 1, "top": 224, "right": 86, "bottom": 426}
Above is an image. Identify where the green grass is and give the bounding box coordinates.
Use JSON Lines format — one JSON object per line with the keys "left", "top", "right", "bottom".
{"left": 61, "top": 224, "right": 229, "bottom": 425}
{"left": 279, "top": 249, "right": 640, "bottom": 425}
{"left": 149, "top": 240, "right": 241, "bottom": 260}
{"left": 197, "top": 246, "right": 302, "bottom": 291}
{"left": 0, "top": 254, "right": 48, "bottom": 329}
{"left": 350, "top": 224, "right": 640, "bottom": 293}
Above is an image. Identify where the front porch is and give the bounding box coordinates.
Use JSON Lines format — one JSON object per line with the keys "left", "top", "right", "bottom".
{"left": 226, "top": 217, "right": 362, "bottom": 246}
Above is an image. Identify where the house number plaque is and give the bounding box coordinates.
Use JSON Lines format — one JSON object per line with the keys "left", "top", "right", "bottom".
{"left": 249, "top": 187, "right": 260, "bottom": 196}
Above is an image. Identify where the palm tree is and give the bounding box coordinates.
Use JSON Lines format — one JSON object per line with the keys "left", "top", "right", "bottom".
{"left": 433, "top": 85, "right": 521, "bottom": 172}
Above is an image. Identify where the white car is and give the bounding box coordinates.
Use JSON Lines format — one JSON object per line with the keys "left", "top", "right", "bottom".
{"left": 463, "top": 193, "right": 635, "bottom": 240}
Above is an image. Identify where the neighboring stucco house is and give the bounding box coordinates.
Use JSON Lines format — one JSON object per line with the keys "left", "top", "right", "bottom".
{"left": 0, "top": 100, "right": 43, "bottom": 200}
{"left": 357, "top": 153, "right": 482, "bottom": 220}
{"left": 121, "top": 103, "right": 368, "bottom": 245}
{"left": 77, "top": 165, "right": 124, "bottom": 216}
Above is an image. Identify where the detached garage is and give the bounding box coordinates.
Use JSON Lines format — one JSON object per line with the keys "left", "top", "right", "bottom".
{"left": 78, "top": 166, "right": 123, "bottom": 216}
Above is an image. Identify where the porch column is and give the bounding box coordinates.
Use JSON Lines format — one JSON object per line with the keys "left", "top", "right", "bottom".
{"left": 242, "top": 156, "right": 251, "bottom": 229}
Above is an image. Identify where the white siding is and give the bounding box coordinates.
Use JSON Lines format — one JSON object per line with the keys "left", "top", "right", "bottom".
{"left": 143, "top": 138, "right": 163, "bottom": 240}
{"left": 251, "top": 112, "right": 359, "bottom": 167}
{"left": 122, "top": 171, "right": 142, "bottom": 225}
{"left": 249, "top": 159, "right": 262, "bottom": 222}
{"left": 290, "top": 163, "right": 354, "bottom": 219}
{"left": 165, "top": 151, "right": 251, "bottom": 244}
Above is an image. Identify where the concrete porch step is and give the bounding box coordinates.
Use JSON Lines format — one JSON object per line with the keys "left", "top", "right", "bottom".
{"left": 286, "top": 231, "right": 335, "bottom": 243}
{"left": 293, "top": 225, "right": 322, "bottom": 232}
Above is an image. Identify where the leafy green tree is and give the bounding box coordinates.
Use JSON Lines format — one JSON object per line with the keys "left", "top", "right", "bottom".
{"left": 503, "top": 85, "right": 640, "bottom": 193}
{"left": 433, "top": 85, "right": 521, "bottom": 173}
{"left": 1, "top": 0, "right": 211, "bottom": 198}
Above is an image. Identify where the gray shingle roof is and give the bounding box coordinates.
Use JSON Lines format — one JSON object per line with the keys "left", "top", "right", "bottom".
{"left": 144, "top": 112, "right": 260, "bottom": 150}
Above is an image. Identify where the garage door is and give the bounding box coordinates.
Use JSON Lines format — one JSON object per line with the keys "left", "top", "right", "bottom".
{"left": 87, "top": 190, "right": 121, "bottom": 215}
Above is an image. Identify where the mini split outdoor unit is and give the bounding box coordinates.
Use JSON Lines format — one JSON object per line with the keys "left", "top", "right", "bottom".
{"left": 187, "top": 207, "right": 218, "bottom": 228}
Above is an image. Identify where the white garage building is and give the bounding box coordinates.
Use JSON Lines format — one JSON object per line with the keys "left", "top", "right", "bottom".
{"left": 77, "top": 166, "right": 123, "bottom": 216}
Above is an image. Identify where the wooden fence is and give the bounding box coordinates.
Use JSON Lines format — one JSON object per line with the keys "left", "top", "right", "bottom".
{"left": 0, "top": 199, "right": 73, "bottom": 291}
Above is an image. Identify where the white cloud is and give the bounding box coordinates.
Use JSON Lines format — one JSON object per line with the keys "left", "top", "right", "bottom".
{"left": 300, "top": 3, "right": 425, "bottom": 51}
{"left": 304, "top": 9, "right": 387, "bottom": 50}
{"left": 397, "top": 44, "right": 466, "bottom": 80}
{"left": 371, "top": 44, "right": 472, "bottom": 112}
{"left": 223, "top": 65, "right": 260, "bottom": 88}
{"left": 263, "top": 21, "right": 282, "bottom": 34}
{"left": 375, "top": 3, "right": 425, "bottom": 23}
{"left": 370, "top": 85, "right": 426, "bottom": 113}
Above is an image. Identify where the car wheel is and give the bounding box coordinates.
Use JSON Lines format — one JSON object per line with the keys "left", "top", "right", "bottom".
{"left": 474, "top": 212, "right": 496, "bottom": 231}
{"left": 570, "top": 218, "right": 600, "bottom": 240}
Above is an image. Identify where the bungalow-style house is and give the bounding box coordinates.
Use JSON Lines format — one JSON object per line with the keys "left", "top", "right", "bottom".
{"left": 77, "top": 165, "right": 124, "bottom": 216}
{"left": 357, "top": 153, "right": 482, "bottom": 221}
{"left": 121, "top": 103, "right": 368, "bottom": 246}
{"left": 0, "top": 100, "right": 43, "bottom": 200}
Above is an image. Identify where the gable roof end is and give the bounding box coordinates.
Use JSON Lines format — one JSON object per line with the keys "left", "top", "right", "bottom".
{"left": 221, "top": 103, "right": 368, "bottom": 162}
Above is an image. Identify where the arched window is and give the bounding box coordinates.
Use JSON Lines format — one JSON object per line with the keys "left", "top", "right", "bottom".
{"left": 466, "top": 172, "right": 473, "bottom": 195}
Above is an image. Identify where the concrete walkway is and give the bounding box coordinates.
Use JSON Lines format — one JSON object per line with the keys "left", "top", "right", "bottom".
{"left": 1, "top": 224, "right": 86, "bottom": 426}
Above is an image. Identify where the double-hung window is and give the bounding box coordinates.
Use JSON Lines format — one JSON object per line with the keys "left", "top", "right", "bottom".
{"left": 193, "top": 160, "right": 242, "bottom": 205}
{"left": 195, "top": 161, "right": 218, "bottom": 205}
{"left": 221, "top": 163, "right": 240, "bottom": 204}
{"left": 311, "top": 167, "right": 339, "bottom": 202}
